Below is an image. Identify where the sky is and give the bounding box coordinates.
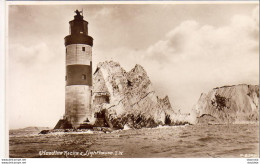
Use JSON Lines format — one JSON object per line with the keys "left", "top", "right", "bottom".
{"left": 7, "top": 3, "right": 259, "bottom": 129}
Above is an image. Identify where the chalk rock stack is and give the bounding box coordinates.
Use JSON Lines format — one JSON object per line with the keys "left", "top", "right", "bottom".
{"left": 92, "top": 61, "right": 184, "bottom": 129}
{"left": 192, "top": 84, "right": 259, "bottom": 124}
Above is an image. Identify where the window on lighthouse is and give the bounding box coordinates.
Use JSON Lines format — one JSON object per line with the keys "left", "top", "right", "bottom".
{"left": 82, "top": 47, "right": 85, "bottom": 51}
{"left": 82, "top": 74, "right": 86, "bottom": 80}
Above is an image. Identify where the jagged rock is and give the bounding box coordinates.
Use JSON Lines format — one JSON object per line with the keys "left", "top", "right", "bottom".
{"left": 39, "top": 130, "right": 50, "bottom": 134}
{"left": 92, "top": 61, "right": 181, "bottom": 129}
{"left": 192, "top": 84, "right": 259, "bottom": 124}
{"left": 196, "top": 114, "right": 220, "bottom": 125}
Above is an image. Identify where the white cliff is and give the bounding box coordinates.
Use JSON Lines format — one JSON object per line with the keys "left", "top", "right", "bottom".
{"left": 192, "top": 84, "right": 259, "bottom": 124}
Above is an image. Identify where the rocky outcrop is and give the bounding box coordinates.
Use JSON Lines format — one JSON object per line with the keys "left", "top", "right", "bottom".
{"left": 192, "top": 84, "right": 259, "bottom": 124}
{"left": 91, "top": 61, "right": 185, "bottom": 129}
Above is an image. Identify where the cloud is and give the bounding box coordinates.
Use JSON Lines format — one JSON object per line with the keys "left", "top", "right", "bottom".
{"left": 9, "top": 43, "right": 55, "bottom": 68}
{"left": 147, "top": 8, "right": 259, "bottom": 63}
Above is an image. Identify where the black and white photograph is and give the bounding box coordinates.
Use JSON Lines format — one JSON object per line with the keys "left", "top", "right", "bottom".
{"left": 4, "top": 1, "right": 259, "bottom": 159}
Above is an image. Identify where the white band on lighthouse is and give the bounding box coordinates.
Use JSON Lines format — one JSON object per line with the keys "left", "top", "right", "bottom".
{"left": 66, "top": 44, "right": 92, "bottom": 66}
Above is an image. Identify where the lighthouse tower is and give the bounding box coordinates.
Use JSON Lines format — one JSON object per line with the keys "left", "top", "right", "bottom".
{"left": 64, "top": 10, "right": 93, "bottom": 128}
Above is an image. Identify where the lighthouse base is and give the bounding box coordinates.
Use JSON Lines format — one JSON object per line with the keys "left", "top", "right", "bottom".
{"left": 54, "top": 119, "right": 72, "bottom": 129}
{"left": 65, "top": 85, "right": 92, "bottom": 128}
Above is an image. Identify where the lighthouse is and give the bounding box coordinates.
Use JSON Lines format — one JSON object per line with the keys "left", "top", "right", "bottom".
{"left": 63, "top": 10, "right": 93, "bottom": 129}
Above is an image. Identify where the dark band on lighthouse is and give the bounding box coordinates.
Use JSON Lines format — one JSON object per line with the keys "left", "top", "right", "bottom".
{"left": 66, "top": 64, "right": 92, "bottom": 86}
{"left": 64, "top": 11, "right": 93, "bottom": 46}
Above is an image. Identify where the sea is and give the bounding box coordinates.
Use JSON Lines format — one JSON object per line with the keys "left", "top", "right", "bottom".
{"left": 9, "top": 124, "right": 259, "bottom": 158}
